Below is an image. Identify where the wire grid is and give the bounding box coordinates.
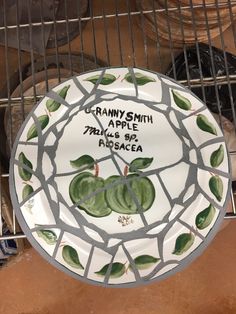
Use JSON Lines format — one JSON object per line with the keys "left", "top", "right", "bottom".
{"left": 0, "top": 0, "right": 236, "bottom": 241}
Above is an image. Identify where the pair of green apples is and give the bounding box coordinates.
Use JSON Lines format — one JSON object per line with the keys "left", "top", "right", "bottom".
{"left": 69, "top": 155, "right": 156, "bottom": 217}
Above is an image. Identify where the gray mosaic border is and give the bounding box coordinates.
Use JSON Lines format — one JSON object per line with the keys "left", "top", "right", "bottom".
{"left": 9, "top": 66, "right": 231, "bottom": 288}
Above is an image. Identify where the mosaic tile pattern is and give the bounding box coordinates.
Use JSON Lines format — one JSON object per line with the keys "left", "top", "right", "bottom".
{"left": 9, "top": 67, "right": 231, "bottom": 287}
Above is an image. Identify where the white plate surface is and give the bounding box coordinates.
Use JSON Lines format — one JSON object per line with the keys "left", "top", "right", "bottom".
{"left": 9, "top": 67, "right": 231, "bottom": 287}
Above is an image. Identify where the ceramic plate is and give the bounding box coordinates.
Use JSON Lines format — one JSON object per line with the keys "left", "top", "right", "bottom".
{"left": 9, "top": 67, "right": 231, "bottom": 287}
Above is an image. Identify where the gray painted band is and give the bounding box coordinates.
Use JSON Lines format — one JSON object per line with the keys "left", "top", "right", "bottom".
{"left": 9, "top": 66, "right": 231, "bottom": 288}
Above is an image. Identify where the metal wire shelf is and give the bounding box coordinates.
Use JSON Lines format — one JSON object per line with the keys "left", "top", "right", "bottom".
{"left": 0, "top": 0, "right": 236, "bottom": 242}
{"left": 1, "top": 0, "right": 236, "bottom": 30}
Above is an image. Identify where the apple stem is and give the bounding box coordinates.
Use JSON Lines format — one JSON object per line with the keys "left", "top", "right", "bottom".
{"left": 45, "top": 108, "right": 51, "bottom": 117}
{"left": 124, "top": 165, "right": 129, "bottom": 177}
{"left": 23, "top": 180, "right": 33, "bottom": 184}
{"left": 95, "top": 163, "right": 99, "bottom": 177}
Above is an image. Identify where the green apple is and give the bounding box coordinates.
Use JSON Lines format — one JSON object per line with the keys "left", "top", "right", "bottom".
{"left": 105, "top": 173, "right": 155, "bottom": 215}
{"left": 69, "top": 156, "right": 156, "bottom": 217}
{"left": 69, "top": 172, "right": 112, "bottom": 217}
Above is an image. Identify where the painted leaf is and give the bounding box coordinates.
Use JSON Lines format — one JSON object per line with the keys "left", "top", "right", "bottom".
{"left": 210, "top": 144, "right": 224, "bottom": 168}
{"left": 62, "top": 245, "right": 84, "bottom": 269}
{"left": 85, "top": 73, "right": 116, "bottom": 85}
{"left": 18, "top": 152, "right": 33, "bottom": 181}
{"left": 70, "top": 154, "right": 95, "bottom": 171}
{"left": 173, "top": 233, "right": 195, "bottom": 255}
{"left": 22, "top": 184, "right": 34, "bottom": 200}
{"left": 196, "top": 114, "right": 217, "bottom": 135}
{"left": 129, "top": 157, "right": 153, "bottom": 173}
{"left": 171, "top": 90, "right": 192, "bottom": 110}
{"left": 124, "top": 72, "right": 156, "bottom": 85}
{"left": 46, "top": 85, "right": 70, "bottom": 112}
{"left": 37, "top": 230, "right": 57, "bottom": 245}
{"left": 209, "top": 175, "right": 223, "bottom": 202}
{"left": 27, "top": 115, "right": 49, "bottom": 141}
{"left": 195, "top": 204, "right": 216, "bottom": 230}
{"left": 130, "top": 255, "right": 160, "bottom": 271}
{"left": 95, "top": 262, "right": 126, "bottom": 278}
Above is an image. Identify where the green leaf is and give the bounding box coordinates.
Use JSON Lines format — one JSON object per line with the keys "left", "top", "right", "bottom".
{"left": 172, "top": 233, "right": 195, "bottom": 255}
{"left": 195, "top": 204, "right": 216, "bottom": 230}
{"left": 196, "top": 114, "right": 217, "bottom": 135}
{"left": 27, "top": 115, "right": 49, "bottom": 141}
{"left": 62, "top": 245, "right": 84, "bottom": 269}
{"left": 36, "top": 230, "right": 57, "bottom": 245}
{"left": 70, "top": 154, "right": 95, "bottom": 171}
{"left": 129, "top": 157, "right": 153, "bottom": 173}
{"left": 85, "top": 73, "right": 116, "bottom": 85}
{"left": 46, "top": 85, "right": 70, "bottom": 112}
{"left": 130, "top": 255, "right": 160, "bottom": 271}
{"left": 95, "top": 262, "right": 126, "bottom": 278}
{"left": 18, "top": 152, "right": 33, "bottom": 181}
{"left": 171, "top": 90, "right": 192, "bottom": 110}
{"left": 210, "top": 144, "right": 224, "bottom": 168}
{"left": 209, "top": 175, "right": 223, "bottom": 202}
{"left": 22, "top": 184, "right": 34, "bottom": 200}
{"left": 124, "top": 72, "right": 156, "bottom": 85}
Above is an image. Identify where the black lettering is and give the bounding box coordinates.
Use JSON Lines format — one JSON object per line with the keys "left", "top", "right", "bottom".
{"left": 107, "top": 109, "right": 115, "bottom": 118}
{"left": 119, "top": 143, "right": 125, "bottom": 150}
{"left": 98, "top": 139, "right": 143, "bottom": 153}
{"left": 107, "top": 131, "right": 114, "bottom": 138}
{"left": 102, "top": 108, "right": 108, "bottom": 116}
{"left": 98, "top": 139, "right": 105, "bottom": 147}
{"left": 147, "top": 115, "right": 153, "bottom": 124}
{"left": 85, "top": 108, "right": 91, "bottom": 114}
{"left": 114, "top": 142, "right": 120, "bottom": 150}
{"left": 119, "top": 110, "right": 125, "bottom": 119}
{"left": 96, "top": 107, "right": 102, "bottom": 116}
{"left": 84, "top": 126, "right": 103, "bottom": 136}
{"left": 121, "top": 121, "right": 127, "bottom": 129}
{"left": 108, "top": 120, "right": 115, "bottom": 128}
{"left": 137, "top": 145, "right": 142, "bottom": 152}
{"left": 126, "top": 112, "right": 133, "bottom": 122}
{"left": 83, "top": 125, "right": 90, "bottom": 134}
{"left": 133, "top": 124, "right": 138, "bottom": 131}
{"left": 115, "top": 132, "right": 120, "bottom": 139}
{"left": 116, "top": 120, "right": 122, "bottom": 128}
{"left": 133, "top": 113, "right": 141, "bottom": 122}
{"left": 108, "top": 141, "right": 114, "bottom": 148}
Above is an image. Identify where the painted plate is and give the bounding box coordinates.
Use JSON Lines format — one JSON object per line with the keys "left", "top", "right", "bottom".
{"left": 9, "top": 67, "right": 231, "bottom": 287}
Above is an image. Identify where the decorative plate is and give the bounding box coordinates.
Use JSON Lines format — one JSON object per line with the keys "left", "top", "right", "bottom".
{"left": 9, "top": 67, "right": 231, "bottom": 287}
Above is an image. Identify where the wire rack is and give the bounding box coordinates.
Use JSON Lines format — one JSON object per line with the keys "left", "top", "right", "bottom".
{"left": 0, "top": 0, "right": 236, "bottom": 242}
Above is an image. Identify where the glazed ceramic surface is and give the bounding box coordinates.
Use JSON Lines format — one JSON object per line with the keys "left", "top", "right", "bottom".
{"left": 9, "top": 67, "right": 231, "bottom": 287}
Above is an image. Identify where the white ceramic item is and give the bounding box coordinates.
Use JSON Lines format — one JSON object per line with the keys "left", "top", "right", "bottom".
{"left": 9, "top": 67, "right": 231, "bottom": 287}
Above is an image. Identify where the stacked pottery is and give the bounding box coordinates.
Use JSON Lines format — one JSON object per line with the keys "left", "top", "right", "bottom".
{"left": 4, "top": 54, "right": 104, "bottom": 153}
{"left": 212, "top": 113, "right": 236, "bottom": 181}
{"left": 136, "top": 0, "right": 236, "bottom": 47}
